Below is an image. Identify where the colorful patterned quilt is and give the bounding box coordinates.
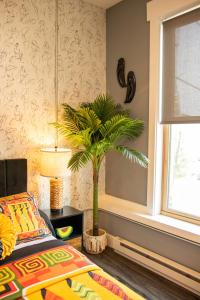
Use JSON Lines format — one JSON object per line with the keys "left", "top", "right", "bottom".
{"left": 0, "top": 245, "right": 144, "bottom": 300}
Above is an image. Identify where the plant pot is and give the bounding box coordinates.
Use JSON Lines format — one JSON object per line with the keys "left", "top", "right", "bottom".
{"left": 83, "top": 229, "right": 107, "bottom": 254}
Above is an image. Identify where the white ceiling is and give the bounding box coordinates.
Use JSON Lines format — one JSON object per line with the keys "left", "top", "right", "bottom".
{"left": 84, "top": 0, "right": 123, "bottom": 9}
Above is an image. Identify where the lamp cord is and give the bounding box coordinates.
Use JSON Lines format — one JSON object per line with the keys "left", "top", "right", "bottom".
{"left": 55, "top": 0, "right": 59, "bottom": 148}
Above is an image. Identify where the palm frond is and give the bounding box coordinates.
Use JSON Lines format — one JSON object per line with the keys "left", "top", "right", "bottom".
{"left": 90, "top": 140, "right": 113, "bottom": 157}
{"left": 108, "top": 119, "right": 144, "bottom": 143}
{"left": 51, "top": 122, "right": 71, "bottom": 137}
{"left": 68, "top": 150, "right": 92, "bottom": 171}
{"left": 51, "top": 122, "right": 92, "bottom": 148}
{"left": 115, "top": 145, "right": 149, "bottom": 168}
{"left": 77, "top": 107, "right": 101, "bottom": 132}
{"left": 62, "top": 104, "right": 83, "bottom": 130}
{"left": 90, "top": 95, "right": 116, "bottom": 123}
{"left": 81, "top": 95, "right": 129, "bottom": 124}
{"left": 79, "top": 128, "right": 92, "bottom": 147}
{"left": 80, "top": 102, "right": 92, "bottom": 109}
{"left": 63, "top": 120, "right": 80, "bottom": 133}
{"left": 65, "top": 129, "right": 92, "bottom": 148}
{"left": 99, "top": 115, "right": 135, "bottom": 138}
{"left": 115, "top": 103, "right": 130, "bottom": 117}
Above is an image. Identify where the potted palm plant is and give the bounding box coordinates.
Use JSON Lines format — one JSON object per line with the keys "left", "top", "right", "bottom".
{"left": 53, "top": 95, "right": 148, "bottom": 254}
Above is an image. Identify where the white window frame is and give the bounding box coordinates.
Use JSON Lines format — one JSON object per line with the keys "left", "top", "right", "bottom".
{"left": 147, "top": 0, "right": 200, "bottom": 222}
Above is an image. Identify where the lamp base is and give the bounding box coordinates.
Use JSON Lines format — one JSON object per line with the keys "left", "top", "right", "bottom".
{"left": 50, "top": 208, "right": 63, "bottom": 215}
{"left": 50, "top": 178, "right": 63, "bottom": 211}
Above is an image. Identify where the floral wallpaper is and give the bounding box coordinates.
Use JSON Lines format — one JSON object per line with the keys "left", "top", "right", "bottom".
{"left": 0, "top": 0, "right": 106, "bottom": 225}
{"left": 0, "top": 0, "right": 55, "bottom": 194}
{"left": 58, "top": 0, "right": 106, "bottom": 212}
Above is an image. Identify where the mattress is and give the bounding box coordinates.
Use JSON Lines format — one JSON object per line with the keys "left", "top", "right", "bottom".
{"left": 0, "top": 236, "right": 145, "bottom": 300}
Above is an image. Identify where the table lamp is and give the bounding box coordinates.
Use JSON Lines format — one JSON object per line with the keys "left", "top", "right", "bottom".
{"left": 40, "top": 147, "right": 71, "bottom": 213}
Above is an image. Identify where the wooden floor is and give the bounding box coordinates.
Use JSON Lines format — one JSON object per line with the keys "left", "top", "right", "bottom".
{"left": 83, "top": 247, "right": 199, "bottom": 300}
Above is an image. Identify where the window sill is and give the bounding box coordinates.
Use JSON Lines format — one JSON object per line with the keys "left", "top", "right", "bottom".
{"left": 99, "top": 194, "right": 200, "bottom": 245}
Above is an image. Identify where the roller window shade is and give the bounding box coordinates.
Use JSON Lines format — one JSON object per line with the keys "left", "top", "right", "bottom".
{"left": 162, "top": 8, "right": 200, "bottom": 124}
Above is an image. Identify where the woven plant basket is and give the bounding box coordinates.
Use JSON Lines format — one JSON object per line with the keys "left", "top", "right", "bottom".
{"left": 83, "top": 229, "right": 107, "bottom": 254}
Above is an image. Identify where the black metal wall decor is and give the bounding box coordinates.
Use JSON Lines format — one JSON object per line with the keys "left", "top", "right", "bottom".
{"left": 117, "top": 57, "right": 136, "bottom": 104}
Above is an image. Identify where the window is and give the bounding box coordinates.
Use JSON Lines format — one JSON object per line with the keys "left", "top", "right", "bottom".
{"left": 161, "top": 8, "right": 200, "bottom": 222}
{"left": 162, "top": 124, "right": 200, "bottom": 220}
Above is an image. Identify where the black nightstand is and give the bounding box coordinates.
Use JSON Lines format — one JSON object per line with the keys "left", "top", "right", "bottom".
{"left": 42, "top": 206, "right": 83, "bottom": 246}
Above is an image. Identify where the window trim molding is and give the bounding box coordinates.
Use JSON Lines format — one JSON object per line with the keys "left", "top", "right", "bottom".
{"left": 146, "top": 0, "right": 200, "bottom": 218}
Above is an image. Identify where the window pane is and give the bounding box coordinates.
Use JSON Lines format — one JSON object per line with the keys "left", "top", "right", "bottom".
{"left": 167, "top": 124, "right": 200, "bottom": 218}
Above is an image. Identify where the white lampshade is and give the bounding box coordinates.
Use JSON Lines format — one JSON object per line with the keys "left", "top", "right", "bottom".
{"left": 40, "top": 148, "right": 71, "bottom": 177}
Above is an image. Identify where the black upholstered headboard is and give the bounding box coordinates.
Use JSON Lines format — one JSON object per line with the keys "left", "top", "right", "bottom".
{"left": 0, "top": 159, "right": 27, "bottom": 197}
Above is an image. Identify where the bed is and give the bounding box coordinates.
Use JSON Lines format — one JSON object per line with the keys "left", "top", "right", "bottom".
{"left": 0, "top": 159, "right": 144, "bottom": 300}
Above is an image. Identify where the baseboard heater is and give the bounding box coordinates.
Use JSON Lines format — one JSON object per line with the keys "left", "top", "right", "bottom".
{"left": 107, "top": 234, "right": 200, "bottom": 296}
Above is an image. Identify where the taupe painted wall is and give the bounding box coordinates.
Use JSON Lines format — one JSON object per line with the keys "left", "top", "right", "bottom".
{"left": 104, "top": 0, "right": 200, "bottom": 272}
{"left": 106, "top": 0, "right": 149, "bottom": 205}
{"left": 100, "top": 211, "right": 200, "bottom": 272}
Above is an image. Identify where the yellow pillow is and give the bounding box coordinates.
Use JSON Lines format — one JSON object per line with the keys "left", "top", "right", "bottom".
{"left": 0, "top": 192, "right": 50, "bottom": 241}
{"left": 0, "top": 213, "right": 16, "bottom": 260}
